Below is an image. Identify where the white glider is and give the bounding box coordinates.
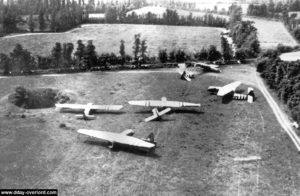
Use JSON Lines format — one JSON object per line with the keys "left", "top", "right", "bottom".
{"left": 176, "top": 63, "right": 202, "bottom": 81}
{"left": 176, "top": 69, "right": 192, "bottom": 81}
{"left": 208, "top": 81, "right": 255, "bottom": 103}
{"left": 194, "top": 62, "right": 221, "bottom": 73}
{"left": 144, "top": 108, "right": 171, "bottom": 122}
{"left": 78, "top": 129, "right": 156, "bottom": 152}
{"left": 55, "top": 103, "right": 123, "bottom": 120}
{"left": 208, "top": 81, "right": 241, "bottom": 96}
{"left": 128, "top": 97, "right": 201, "bottom": 108}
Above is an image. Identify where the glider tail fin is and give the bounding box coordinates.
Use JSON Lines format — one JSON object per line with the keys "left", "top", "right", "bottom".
{"left": 247, "top": 87, "right": 255, "bottom": 103}
{"left": 145, "top": 133, "right": 156, "bottom": 144}
{"left": 181, "top": 71, "right": 187, "bottom": 80}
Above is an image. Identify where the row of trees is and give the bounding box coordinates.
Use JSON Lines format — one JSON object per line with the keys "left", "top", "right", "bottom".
{"left": 102, "top": 8, "right": 227, "bottom": 27}
{"left": 0, "top": 34, "right": 227, "bottom": 75}
{"left": 158, "top": 45, "right": 222, "bottom": 63}
{"left": 256, "top": 47, "right": 300, "bottom": 124}
{"left": 0, "top": 0, "right": 86, "bottom": 35}
{"left": 248, "top": 0, "right": 300, "bottom": 18}
{"left": 228, "top": 4, "right": 260, "bottom": 59}
{"left": 247, "top": 1, "right": 287, "bottom": 18}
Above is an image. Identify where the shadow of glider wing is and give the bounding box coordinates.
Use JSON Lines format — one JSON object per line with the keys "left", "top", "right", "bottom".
{"left": 55, "top": 103, "right": 86, "bottom": 112}
{"left": 78, "top": 129, "right": 155, "bottom": 149}
{"left": 90, "top": 105, "right": 123, "bottom": 112}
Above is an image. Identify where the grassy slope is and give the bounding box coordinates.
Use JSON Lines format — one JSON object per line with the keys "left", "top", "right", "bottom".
{"left": 243, "top": 17, "right": 299, "bottom": 49}
{"left": 0, "top": 24, "right": 223, "bottom": 57}
{"left": 0, "top": 67, "right": 300, "bottom": 195}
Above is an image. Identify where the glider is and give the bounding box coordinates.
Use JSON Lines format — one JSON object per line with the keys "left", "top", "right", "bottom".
{"left": 78, "top": 129, "right": 156, "bottom": 152}
{"left": 194, "top": 62, "right": 221, "bottom": 73}
{"left": 128, "top": 97, "right": 201, "bottom": 108}
{"left": 208, "top": 81, "right": 255, "bottom": 103}
{"left": 176, "top": 63, "right": 202, "bottom": 81}
{"left": 55, "top": 103, "right": 123, "bottom": 120}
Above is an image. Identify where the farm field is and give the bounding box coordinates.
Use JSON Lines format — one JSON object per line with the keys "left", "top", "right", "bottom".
{"left": 0, "top": 66, "right": 300, "bottom": 195}
{"left": 0, "top": 24, "right": 223, "bottom": 57}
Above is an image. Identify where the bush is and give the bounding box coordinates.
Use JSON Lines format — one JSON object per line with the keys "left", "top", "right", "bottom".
{"left": 158, "top": 49, "right": 168, "bottom": 63}
{"left": 261, "top": 49, "right": 278, "bottom": 59}
{"left": 256, "top": 57, "right": 269, "bottom": 73}
{"left": 277, "top": 44, "right": 294, "bottom": 54}
{"left": 235, "top": 48, "right": 247, "bottom": 62}
{"left": 8, "top": 86, "right": 69, "bottom": 109}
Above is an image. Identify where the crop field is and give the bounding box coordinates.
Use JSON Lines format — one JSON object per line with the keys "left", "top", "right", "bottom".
{"left": 0, "top": 24, "right": 223, "bottom": 57}
{"left": 0, "top": 66, "right": 300, "bottom": 195}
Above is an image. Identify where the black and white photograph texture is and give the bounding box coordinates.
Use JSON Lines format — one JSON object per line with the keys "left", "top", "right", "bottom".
{"left": 0, "top": 0, "right": 300, "bottom": 195}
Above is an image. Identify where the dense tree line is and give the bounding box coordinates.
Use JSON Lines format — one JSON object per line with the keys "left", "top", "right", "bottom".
{"left": 1, "top": 0, "right": 227, "bottom": 36}
{"left": 158, "top": 45, "right": 222, "bottom": 63}
{"left": 102, "top": 8, "right": 227, "bottom": 27}
{"left": 246, "top": 0, "right": 300, "bottom": 18}
{"left": 0, "top": 0, "right": 86, "bottom": 36}
{"left": 256, "top": 46, "right": 300, "bottom": 124}
{"left": 0, "top": 34, "right": 226, "bottom": 75}
{"left": 228, "top": 4, "right": 260, "bottom": 59}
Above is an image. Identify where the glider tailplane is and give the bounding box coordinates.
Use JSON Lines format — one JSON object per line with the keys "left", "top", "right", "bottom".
{"left": 76, "top": 113, "right": 96, "bottom": 120}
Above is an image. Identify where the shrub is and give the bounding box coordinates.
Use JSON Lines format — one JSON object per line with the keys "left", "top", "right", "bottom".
{"left": 8, "top": 86, "right": 69, "bottom": 109}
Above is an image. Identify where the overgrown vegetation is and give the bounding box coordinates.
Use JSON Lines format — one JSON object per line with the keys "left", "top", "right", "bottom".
{"left": 256, "top": 45, "right": 300, "bottom": 124}
{"left": 105, "top": 9, "right": 227, "bottom": 28}
{"left": 9, "top": 86, "right": 56, "bottom": 109}
{"left": 0, "top": 0, "right": 86, "bottom": 36}
{"left": 229, "top": 4, "right": 260, "bottom": 59}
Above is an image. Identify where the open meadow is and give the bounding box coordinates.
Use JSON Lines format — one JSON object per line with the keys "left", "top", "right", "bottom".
{"left": 0, "top": 24, "right": 223, "bottom": 57}
{"left": 0, "top": 66, "right": 300, "bottom": 195}
{"left": 243, "top": 17, "right": 299, "bottom": 49}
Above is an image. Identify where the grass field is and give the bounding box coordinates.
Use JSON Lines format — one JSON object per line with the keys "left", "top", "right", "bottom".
{"left": 0, "top": 24, "right": 223, "bottom": 57}
{"left": 126, "top": 6, "right": 299, "bottom": 50}
{"left": 0, "top": 66, "right": 300, "bottom": 195}
{"left": 243, "top": 17, "right": 299, "bottom": 49}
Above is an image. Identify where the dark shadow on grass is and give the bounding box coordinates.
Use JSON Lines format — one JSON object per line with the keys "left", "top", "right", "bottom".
{"left": 134, "top": 110, "right": 152, "bottom": 114}
{"left": 60, "top": 110, "right": 126, "bottom": 115}
{"left": 222, "top": 92, "right": 234, "bottom": 104}
{"left": 84, "top": 140, "right": 160, "bottom": 158}
{"left": 135, "top": 109, "right": 203, "bottom": 114}
{"left": 170, "top": 109, "right": 204, "bottom": 114}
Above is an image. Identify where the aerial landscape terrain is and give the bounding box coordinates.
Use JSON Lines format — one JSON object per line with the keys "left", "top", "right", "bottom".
{"left": 0, "top": 66, "right": 300, "bottom": 195}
